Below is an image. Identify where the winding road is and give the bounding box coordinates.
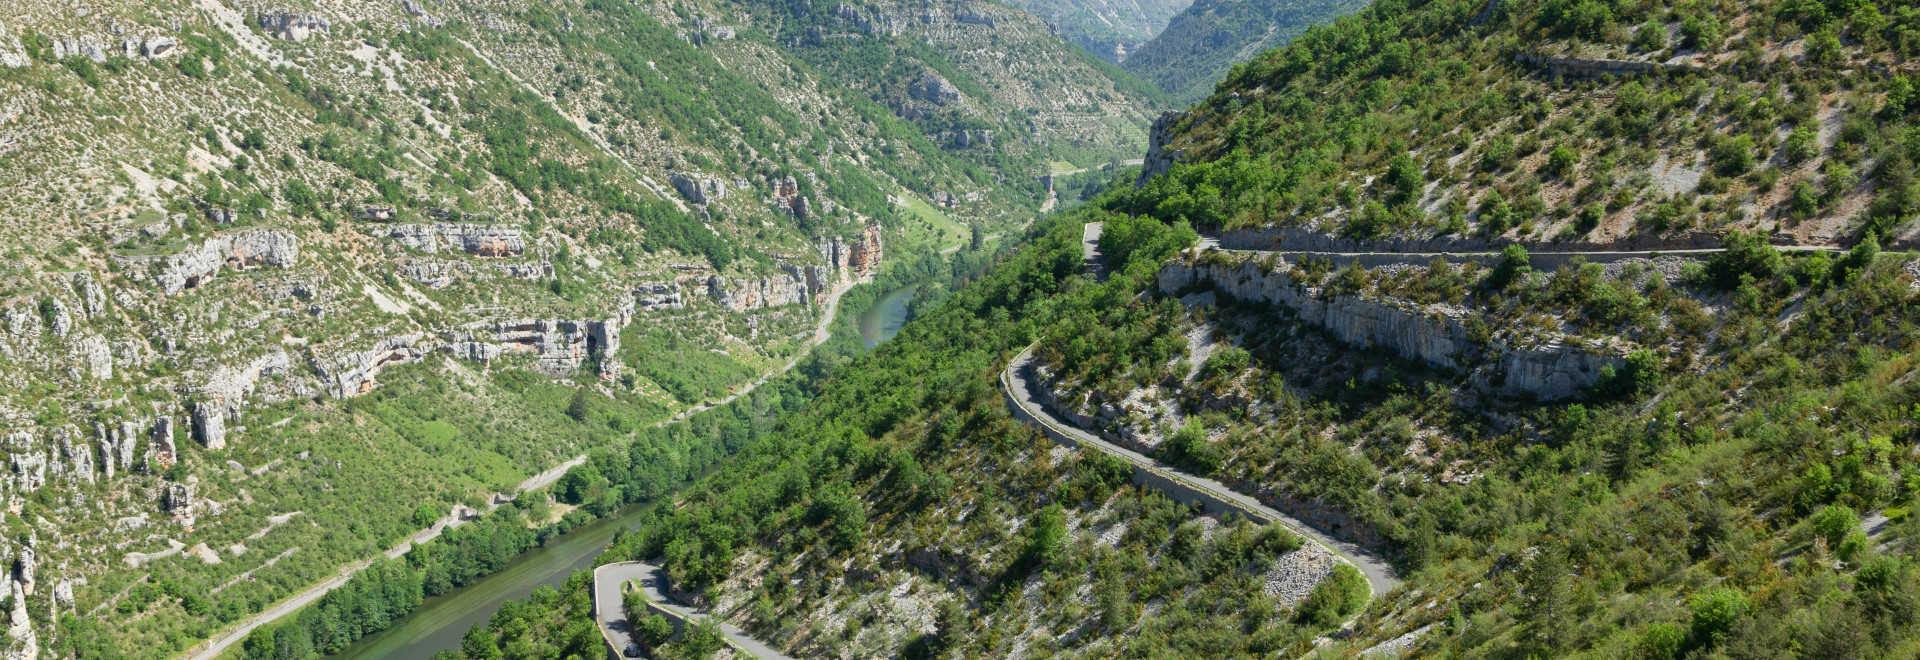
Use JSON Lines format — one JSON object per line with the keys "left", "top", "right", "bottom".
{"left": 1006, "top": 222, "right": 1851, "bottom": 602}
{"left": 592, "top": 562, "right": 793, "bottom": 659}
{"left": 1002, "top": 345, "right": 1399, "bottom": 596}
{"left": 1193, "top": 233, "right": 1846, "bottom": 267}
{"left": 999, "top": 222, "right": 1397, "bottom": 596}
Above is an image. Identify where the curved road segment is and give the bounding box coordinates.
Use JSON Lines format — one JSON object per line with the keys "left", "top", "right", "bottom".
{"left": 1001, "top": 344, "right": 1399, "bottom": 597}
{"left": 593, "top": 561, "right": 793, "bottom": 659}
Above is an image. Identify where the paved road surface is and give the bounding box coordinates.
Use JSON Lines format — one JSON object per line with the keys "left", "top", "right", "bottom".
{"left": 1001, "top": 345, "right": 1399, "bottom": 597}
{"left": 1195, "top": 233, "right": 1846, "bottom": 260}
{"left": 593, "top": 562, "right": 794, "bottom": 659}
{"left": 1083, "top": 222, "right": 1107, "bottom": 281}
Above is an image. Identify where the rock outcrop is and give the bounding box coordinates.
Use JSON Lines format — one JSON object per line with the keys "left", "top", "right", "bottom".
{"left": 708, "top": 266, "right": 814, "bottom": 312}
{"left": 388, "top": 223, "right": 525, "bottom": 257}
{"left": 910, "top": 74, "right": 962, "bottom": 104}
{"left": 401, "top": 0, "right": 448, "bottom": 29}
{"left": 259, "top": 12, "right": 330, "bottom": 41}
{"left": 192, "top": 401, "right": 226, "bottom": 450}
{"left": 1137, "top": 110, "right": 1188, "bottom": 186}
{"left": 143, "top": 229, "right": 300, "bottom": 295}
{"left": 97, "top": 420, "right": 142, "bottom": 479}
{"left": 152, "top": 417, "right": 178, "bottom": 469}
{"left": 402, "top": 259, "right": 474, "bottom": 289}
{"left": 317, "top": 334, "right": 431, "bottom": 398}
{"left": 633, "top": 282, "right": 687, "bottom": 310}
{"left": 670, "top": 173, "right": 729, "bottom": 204}
{"left": 822, "top": 223, "right": 884, "bottom": 283}
{"left": 453, "top": 318, "right": 625, "bottom": 376}
{"left": 6, "top": 431, "right": 47, "bottom": 493}
{"left": 1158, "top": 257, "right": 1623, "bottom": 400}
{"left": 1514, "top": 52, "right": 1667, "bottom": 79}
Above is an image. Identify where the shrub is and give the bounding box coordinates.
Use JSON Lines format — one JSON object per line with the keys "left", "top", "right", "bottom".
{"left": 1546, "top": 144, "right": 1579, "bottom": 180}
{"left": 1295, "top": 564, "right": 1369, "bottom": 626}
{"left": 1810, "top": 504, "right": 1859, "bottom": 548}
{"left": 1639, "top": 621, "right": 1686, "bottom": 659}
{"left": 1487, "top": 244, "right": 1531, "bottom": 289}
{"left": 1688, "top": 587, "right": 1749, "bottom": 646}
{"left": 1633, "top": 21, "right": 1668, "bottom": 51}
{"left": 1709, "top": 134, "right": 1756, "bottom": 175}
{"left": 1201, "top": 346, "right": 1251, "bottom": 381}
{"left": 1705, "top": 230, "right": 1782, "bottom": 289}
{"left": 1162, "top": 420, "right": 1222, "bottom": 475}
{"left": 1782, "top": 125, "right": 1819, "bottom": 163}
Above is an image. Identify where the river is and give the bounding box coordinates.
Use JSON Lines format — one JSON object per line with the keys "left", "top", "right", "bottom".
{"left": 326, "top": 500, "right": 660, "bottom": 660}
{"left": 332, "top": 283, "right": 918, "bottom": 659}
{"left": 858, "top": 283, "right": 919, "bottom": 349}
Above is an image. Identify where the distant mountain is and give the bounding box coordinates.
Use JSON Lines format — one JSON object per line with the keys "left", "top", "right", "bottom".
{"left": 1001, "top": 0, "right": 1193, "bottom": 64}
{"left": 1121, "top": 0, "right": 1368, "bottom": 101}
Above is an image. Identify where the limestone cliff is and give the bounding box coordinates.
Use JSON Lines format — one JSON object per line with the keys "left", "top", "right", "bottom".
{"left": 1158, "top": 257, "right": 1624, "bottom": 400}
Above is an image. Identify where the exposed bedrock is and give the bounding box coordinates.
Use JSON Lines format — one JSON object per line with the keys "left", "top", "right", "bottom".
{"left": 1158, "top": 260, "right": 1622, "bottom": 400}
{"left": 387, "top": 223, "right": 526, "bottom": 257}
{"left": 137, "top": 229, "right": 300, "bottom": 295}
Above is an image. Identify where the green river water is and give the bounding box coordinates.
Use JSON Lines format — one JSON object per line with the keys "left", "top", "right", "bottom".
{"left": 328, "top": 283, "right": 920, "bottom": 658}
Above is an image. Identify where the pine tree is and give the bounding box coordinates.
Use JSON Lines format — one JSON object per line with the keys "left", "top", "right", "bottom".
{"left": 1519, "top": 541, "right": 1575, "bottom": 653}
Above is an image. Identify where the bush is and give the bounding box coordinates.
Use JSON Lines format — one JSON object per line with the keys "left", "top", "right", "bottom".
{"left": 1705, "top": 231, "right": 1782, "bottom": 290}
{"left": 1639, "top": 621, "right": 1686, "bottom": 659}
{"left": 1688, "top": 587, "right": 1749, "bottom": 646}
{"left": 1810, "top": 504, "right": 1859, "bottom": 548}
{"left": 1709, "top": 134, "right": 1756, "bottom": 175}
{"left": 1201, "top": 346, "right": 1250, "bottom": 381}
{"left": 1295, "top": 564, "right": 1369, "bottom": 626}
{"left": 413, "top": 503, "right": 444, "bottom": 528}
{"left": 1161, "top": 420, "right": 1222, "bottom": 474}
{"left": 1487, "top": 244, "right": 1531, "bottom": 289}
{"left": 1546, "top": 144, "right": 1579, "bottom": 180}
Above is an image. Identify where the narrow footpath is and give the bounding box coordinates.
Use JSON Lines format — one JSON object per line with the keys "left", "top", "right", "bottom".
{"left": 592, "top": 562, "right": 795, "bottom": 659}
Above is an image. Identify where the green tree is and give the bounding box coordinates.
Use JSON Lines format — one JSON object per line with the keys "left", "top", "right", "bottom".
{"left": 1689, "top": 587, "right": 1750, "bottom": 647}
{"left": 567, "top": 387, "right": 590, "bottom": 422}
{"left": 1546, "top": 144, "right": 1579, "bottom": 180}
{"left": 1386, "top": 153, "right": 1423, "bottom": 205}
{"left": 1518, "top": 542, "right": 1575, "bottom": 653}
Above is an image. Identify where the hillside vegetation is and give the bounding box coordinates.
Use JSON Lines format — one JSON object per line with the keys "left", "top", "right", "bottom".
{"left": 1002, "top": 0, "right": 1193, "bottom": 64}
{"left": 0, "top": 0, "right": 1160, "bottom": 655}
{"left": 1122, "top": 0, "right": 1369, "bottom": 101}
{"left": 455, "top": 0, "right": 1920, "bottom": 657}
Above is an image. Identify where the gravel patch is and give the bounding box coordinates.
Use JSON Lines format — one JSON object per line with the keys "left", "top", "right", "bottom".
{"left": 1262, "top": 543, "right": 1339, "bottom": 607}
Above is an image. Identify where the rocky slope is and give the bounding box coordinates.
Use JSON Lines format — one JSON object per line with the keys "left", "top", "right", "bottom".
{"left": 1120, "top": 0, "right": 1366, "bottom": 101}
{"left": 1000, "top": 0, "right": 1193, "bottom": 64}
{"left": 0, "top": 0, "right": 1156, "bottom": 655}
{"left": 1129, "top": 0, "right": 1920, "bottom": 251}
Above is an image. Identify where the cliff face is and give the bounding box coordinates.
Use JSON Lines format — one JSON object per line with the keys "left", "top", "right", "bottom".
{"left": 1158, "top": 258, "right": 1623, "bottom": 400}
{"left": 709, "top": 223, "right": 884, "bottom": 311}
{"left": 117, "top": 229, "right": 302, "bottom": 296}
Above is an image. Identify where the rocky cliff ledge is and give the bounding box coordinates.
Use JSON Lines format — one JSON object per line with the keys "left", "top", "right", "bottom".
{"left": 708, "top": 224, "right": 883, "bottom": 312}
{"left": 387, "top": 223, "right": 526, "bottom": 257}
{"left": 120, "top": 229, "right": 301, "bottom": 295}
{"left": 1158, "top": 257, "right": 1623, "bottom": 400}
